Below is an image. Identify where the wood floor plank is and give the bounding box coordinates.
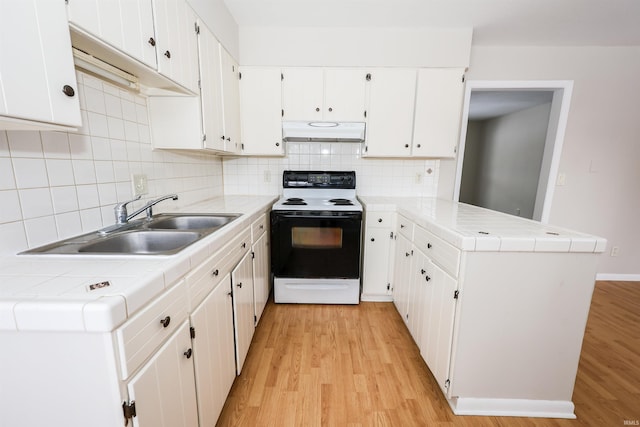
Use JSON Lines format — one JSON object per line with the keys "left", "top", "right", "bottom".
{"left": 217, "top": 281, "right": 640, "bottom": 426}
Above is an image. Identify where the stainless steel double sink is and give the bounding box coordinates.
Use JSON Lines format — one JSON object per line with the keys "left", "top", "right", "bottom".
{"left": 21, "top": 213, "right": 240, "bottom": 255}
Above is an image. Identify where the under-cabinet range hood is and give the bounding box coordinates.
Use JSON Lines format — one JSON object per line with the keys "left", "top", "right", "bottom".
{"left": 282, "top": 121, "right": 366, "bottom": 142}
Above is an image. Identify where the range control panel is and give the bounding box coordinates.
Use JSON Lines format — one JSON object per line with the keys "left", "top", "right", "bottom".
{"left": 283, "top": 170, "right": 356, "bottom": 189}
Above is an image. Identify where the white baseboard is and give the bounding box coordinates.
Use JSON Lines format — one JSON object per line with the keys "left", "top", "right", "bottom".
{"left": 596, "top": 273, "right": 640, "bottom": 282}
{"left": 448, "top": 397, "right": 576, "bottom": 419}
{"left": 360, "top": 294, "right": 393, "bottom": 302}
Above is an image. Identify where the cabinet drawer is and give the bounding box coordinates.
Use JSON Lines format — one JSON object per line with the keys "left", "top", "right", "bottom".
{"left": 414, "top": 226, "right": 461, "bottom": 277}
{"left": 187, "top": 227, "right": 251, "bottom": 310}
{"left": 366, "top": 211, "right": 393, "bottom": 229}
{"left": 116, "top": 279, "right": 188, "bottom": 380}
{"left": 251, "top": 213, "right": 267, "bottom": 242}
{"left": 396, "top": 215, "right": 414, "bottom": 240}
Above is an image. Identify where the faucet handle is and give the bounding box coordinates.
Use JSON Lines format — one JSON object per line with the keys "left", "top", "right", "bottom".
{"left": 114, "top": 195, "right": 141, "bottom": 224}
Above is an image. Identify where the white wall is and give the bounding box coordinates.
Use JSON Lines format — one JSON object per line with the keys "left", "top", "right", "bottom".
{"left": 460, "top": 102, "right": 551, "bottom": 219}
{"left": 440, "top": 46, "right": 640, "bottom": 276}
{"left": 238, "top": 27, "right": 472, "bottom": 67}
{"left": 187, "top": 0, "right": 240, "bottom": 60}
{"left": 0, "top": 71, "right": 223, "bottom": 256}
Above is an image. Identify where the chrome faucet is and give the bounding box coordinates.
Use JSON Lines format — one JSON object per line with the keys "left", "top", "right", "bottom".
{"left": 114, "top": 194, "right": 179, "bottom": 225}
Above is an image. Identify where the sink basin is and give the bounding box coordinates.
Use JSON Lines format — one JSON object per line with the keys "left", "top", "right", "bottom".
{"left": 19, "top": 212, "right": 241, "bottom": 256}
{"left": 78, "top": 231, "right": 201, "bottom": 255}
{"left": 147, "top": 214, "right": 238, "bottom": 230}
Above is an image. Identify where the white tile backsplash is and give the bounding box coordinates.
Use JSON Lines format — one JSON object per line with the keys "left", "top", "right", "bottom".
{"left": 223, "top": 142, "right": 440, "bottom": 197}
{"left": 0, "top": 71, "right": 223, "bottom": 255}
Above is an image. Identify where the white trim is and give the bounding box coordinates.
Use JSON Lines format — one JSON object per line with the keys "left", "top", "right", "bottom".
{"left": 453, "top": 80, "right": 574, "bottom": 224}
{"left": 596, "top": 273, "right": 640, "bottom": 282}
{"left": 360, "top": 294, "right": 393, "bottom": 302}
{"left": 448, "top": 397, "right": 576, "bottom": 419}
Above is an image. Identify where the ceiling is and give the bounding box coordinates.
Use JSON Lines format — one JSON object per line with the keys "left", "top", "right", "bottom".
{"left": 222, "top": 0, "right": 640, "bottom": 46}
{"left": 468, "top": 91, "right": 554, "bottom": 120}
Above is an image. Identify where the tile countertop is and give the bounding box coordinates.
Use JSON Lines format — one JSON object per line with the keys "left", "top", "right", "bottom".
{"left": 0, "top": 195, "right": 277, "bottom": 333}
{"left": 359, "top": 196, "right": 607, "bottom": 253}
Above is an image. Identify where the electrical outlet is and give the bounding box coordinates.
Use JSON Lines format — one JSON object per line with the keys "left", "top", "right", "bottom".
{"left": 611, "top": 246, "right": 620, "bottom": 257}
{"left": 132, "top": 174, "right": 148, "bottom": 196}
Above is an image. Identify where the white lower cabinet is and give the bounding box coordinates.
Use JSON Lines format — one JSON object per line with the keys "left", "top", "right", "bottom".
{"left": 190, "top": 273, "right": 236, "bottom": 427}
{"left": 252, "top": 231, "right": 270, "bottom": 323}
{"left": 232, "top": 251, "right": 256, "bottom": 374}
{"left": 361, "top": 211, "right": 395, "bottom": 301}
{"left": 390, "top": 215, "right": 460, "bottom": 395}
{"left": 126, "top": 321, "right": 198, "bottom": 427}
{"left": 392, "top": 232, "right": 413, "bottom": 322}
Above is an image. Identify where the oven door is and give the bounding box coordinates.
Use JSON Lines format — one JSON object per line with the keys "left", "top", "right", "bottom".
{"left": 270, "top": 210, "right": 362, "bottom": 279}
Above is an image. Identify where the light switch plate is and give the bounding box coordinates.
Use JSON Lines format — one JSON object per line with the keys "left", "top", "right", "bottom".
{"left": 132, "top": 174, "right": 148, "bottom": 196}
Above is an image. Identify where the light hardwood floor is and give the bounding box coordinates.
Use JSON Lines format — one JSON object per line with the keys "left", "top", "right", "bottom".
{"left": 217, "top": 281, "right": 640, "bottom": 426}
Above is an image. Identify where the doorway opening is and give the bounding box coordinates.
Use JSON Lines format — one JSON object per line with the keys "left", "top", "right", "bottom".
{"left": 453, "top": 81, "right": 573, "bottom": 223}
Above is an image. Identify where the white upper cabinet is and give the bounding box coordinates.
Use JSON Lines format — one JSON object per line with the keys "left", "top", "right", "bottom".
{"left": 0, "top": 0, "right": 81, "bottom": 130}
{"left": 412, "top": 68, "right": 465, "bottom": 158}
{"left": 198, "top": 24, "right": 224, "bottom": 151}
{"left": 66, "top": 0, "right": 157, "bottom": 69}
{"left": 363, "top": 68, "right": 417, "bottom": 157}
{"left": 153, "top": 0, "right": 200, "bottom": 93}
{"left": 239, "top": 67, "right": 284, "bottom": 156}
{"left": 220, "top": 47, "right": 241, "bottom": 153}
{"left": 282, "top": 68, "right": 367, "bottom": 122}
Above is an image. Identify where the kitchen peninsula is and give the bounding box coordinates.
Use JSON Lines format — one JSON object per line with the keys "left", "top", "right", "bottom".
{"left": 360, "top": 196, "right": 606, "bottom": 419}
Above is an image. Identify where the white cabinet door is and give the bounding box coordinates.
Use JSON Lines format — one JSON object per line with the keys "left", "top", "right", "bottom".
{"left": 153, "top": 0, "right": 199, "bottom": 93}
{"left": 220, "top": 47, "right": 241, "bottom": 153}
{"left": 407, "top": 249, "right": 429, "bottom": 347}
{"left": 281, "top": 68, "right": 367, "bottom": 122}
{"left": 252, "top": 232, "right": 270, "bottom": 324}
{"left": 232, "top": 251, "right": 255, "bottom": 374}
{"left": 239, "top": 67, "right": 284, "bottom": 156}
{"left": 190, "top": 274, "right": 236, "bottom": 427}
{"left": 392, "top": 233, "right": 413, "bottom": 323}
{"left": 281, "top": 68, "right": 324, "bottom": 121}
{"left": 0, "top": 1, "right": 81, "bottom": 129}
{"left": 362, "top": 227, "right": 393, "bottom": 298}
{"left": 420, "top": 260, "right": 458, "bottom": 393}
{"left": 67, "top": 0, "right": 157, "bottom": 69}
{"left": 198, "top": 24, "right": 224, "bottom": 151}
{"left": 364, "top": 68, "right": 417, "bottom": 157}
{"left": 323, "top": 69, "right": 367, "bottom": 121}
{"left": 412, "top": 68, "right": 465, "bottom": 158}
{"left": 126, "top": 321, "right": 198, "bottom": 427}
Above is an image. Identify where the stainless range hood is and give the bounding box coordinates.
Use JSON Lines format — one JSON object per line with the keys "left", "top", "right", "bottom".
{"left": 282, "top": 121, "right": 366, "bottom": 142}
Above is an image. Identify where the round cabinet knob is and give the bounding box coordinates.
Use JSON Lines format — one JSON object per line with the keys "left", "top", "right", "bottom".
{"left": 184, "top": 349, "right": 193, "bottom": 359}
{"left": 425, "top": 276, "right": 432, "bottom": 282}
{"left": 160, "top": 316, "right": 171, "bottom": 328}
{"left": 370, "top": 238, "right": 375, "bottom": 242}
{"left": 417, "top": 144, "right": 421, "bottom": 148}
{"left": 62, "top": 85, "right": 75, "bottom": 97}
{"left": 328, "top": 107, "right": 333, "bottom": 112}
{"left": 276, "top": 142, "right": 280, "bottom": 147}
{"left": 212, "top": 269, "right": 219, "bottom": 276}
{"left": 377, "top": 218, "right": 383, "bottom": 223}
{"left": 148, "top": 37, "right": 156, "bottom": 46}
{"left": 220, "top": 135, "right": 225, "bottom": 140}
{"left": 315, "top": 107, "right": 320, "bottom": 112}
{"left": 405, "top": 252, "right": 411, "bottom": 257}
{"left": 226, "top": 137, "right": 231, "bottom": 141}
{"left": 427, "top": 243, "right": 433, "bottom": 249}
{"left": 404, "top": 144, "right": 409, "bottom": 148}
{"left": 164, "top": 50, "right": 171, "bottom": 59}
{"left": 421, "top": 269, "right": 426, "bottom": 274}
